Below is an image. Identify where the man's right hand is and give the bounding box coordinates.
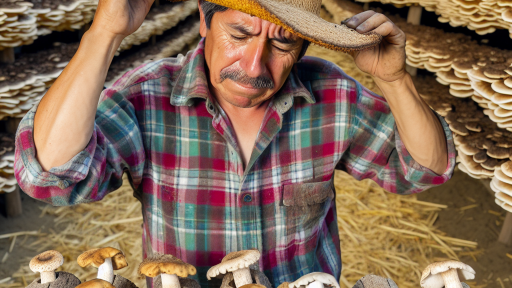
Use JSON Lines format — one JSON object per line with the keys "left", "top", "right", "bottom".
{"left": 90, "top": 0, "right": 155, "bottom": 38}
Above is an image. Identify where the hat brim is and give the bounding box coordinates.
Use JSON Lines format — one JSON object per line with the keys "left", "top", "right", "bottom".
{"left": 172, "top": 0, "right": 382, "bottom": 52}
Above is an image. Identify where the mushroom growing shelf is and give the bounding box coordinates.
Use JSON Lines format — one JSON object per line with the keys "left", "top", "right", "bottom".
{"left": 352, "top": 0, "right": 512, "bottom": 38}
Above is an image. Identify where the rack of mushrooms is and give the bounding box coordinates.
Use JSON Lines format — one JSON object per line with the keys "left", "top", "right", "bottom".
{"left": 353, "top": 0, "right": 512, "bottom": 38}
{"left": 116, "top": 1, "right": 198, "bottom": 54}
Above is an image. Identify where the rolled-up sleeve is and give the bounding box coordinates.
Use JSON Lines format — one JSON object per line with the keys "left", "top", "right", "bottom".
{"left": 337, "top": 80, "right": 456, "bottom": 195}
{"left": 14, "top": 84, "right": 146, "bottom": 206}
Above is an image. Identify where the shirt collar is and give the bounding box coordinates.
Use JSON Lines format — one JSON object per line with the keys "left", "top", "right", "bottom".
{"left": 170, "top": 38, "right": 316, "bottom": 110}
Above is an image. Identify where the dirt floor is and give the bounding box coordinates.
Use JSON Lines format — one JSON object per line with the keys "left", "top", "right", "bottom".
{"left": 1, "top": 168, "right": 511, "bottom": 287}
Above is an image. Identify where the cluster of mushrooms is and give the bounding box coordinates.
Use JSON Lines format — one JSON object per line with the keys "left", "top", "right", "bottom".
{"left": 0, "top": 0, "right": 97, "bottom": 50}
{"left": 0, "top": 3, "right": 38, "bottom": 50}
{"left": 491, "top": 161, "right": 512, "bottom": 212}
{"left": 26, "top": 248, "right": 478, "bottom": 288}
{"left": 354, "top": 0, "right": 512, "bottom": 37}
{"left": 116, "top": 1, "right": 197, "bottom": 54}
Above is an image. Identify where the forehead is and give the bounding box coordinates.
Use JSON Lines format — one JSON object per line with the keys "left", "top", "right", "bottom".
{"left": 213, "top": 9, "right": 300, "bottom": 41}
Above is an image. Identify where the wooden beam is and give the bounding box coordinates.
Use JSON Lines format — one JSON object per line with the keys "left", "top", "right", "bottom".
{"left": 0, "top": 48, "right": 15, "bottom": 64}
{"left": 5, "top": 185, "right": 22, "bottom": 217}
{"left": 405, "top": 6, "right": 422, "bottom": 77}
{"left": 498, "top": 212, "right": 512, "bottom": 245}
{"left": 5, "top": 117, "right": 22, "bottom": 134}
{"left": 407, "top": 5, "right": 423, "bottom": 25}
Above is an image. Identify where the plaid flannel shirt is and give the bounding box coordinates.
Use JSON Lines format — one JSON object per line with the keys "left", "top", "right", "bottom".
{"left": 15, "top": 38, "right": 456, "bottom": 287}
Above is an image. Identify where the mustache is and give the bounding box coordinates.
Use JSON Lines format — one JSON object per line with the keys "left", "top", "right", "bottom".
{"left": 219, "top": 66, "right": 275, "bottom": 89}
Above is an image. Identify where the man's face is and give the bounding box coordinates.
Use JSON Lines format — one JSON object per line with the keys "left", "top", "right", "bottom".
{"left": 199, "top": 7, "right": 304, "bottom": 109}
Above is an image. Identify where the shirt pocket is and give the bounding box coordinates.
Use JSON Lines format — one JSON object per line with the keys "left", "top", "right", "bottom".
{"left": 281, "top": 180, "right": 335, "bottom": 234}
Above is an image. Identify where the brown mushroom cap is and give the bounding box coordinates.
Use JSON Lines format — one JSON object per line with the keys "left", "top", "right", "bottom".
{"left": 77, "top": 248, "right": 127, "bottom": 270}
{"left": 29, "top": 250, "right": 64, "bottom": 273}
{"left": 239, "top": 285, "right": 266, "bottom": 288}
{"left": 138, "top": 254, "right": 196, "bottom": 278}
{"left": 276, "top": 282, "right": 289, "bottom": 288}
{"left": 76, "top": 279, "right": 116, "bottom": 288}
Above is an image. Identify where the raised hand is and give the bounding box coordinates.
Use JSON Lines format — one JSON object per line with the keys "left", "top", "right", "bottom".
{"left": 90, "top": 0, "right": 155, "bottom": 38}
{"left": 342, "top": 11, "right": 407, "bottom": 83}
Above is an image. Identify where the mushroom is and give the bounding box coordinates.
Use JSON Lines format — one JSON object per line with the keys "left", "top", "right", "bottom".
{"left": 29, "top": 250, "right": 64, "bottom": 284}
{"left": 77, "top": 247, "right": 128, "bottom": 284}
{"left": 288, "top": 272, "right": 340, "bottom": 288}
{"left": 138, "top": 253, "right": 197, "bottom": 288}
{"left": 207, "top": 249, "right": 261, "bottom": 288}
{"left": 420, "top": 260, "right": 475, "bottom": 288}
{"left": 76, "top": 279, "right": 116, "bottom": 288}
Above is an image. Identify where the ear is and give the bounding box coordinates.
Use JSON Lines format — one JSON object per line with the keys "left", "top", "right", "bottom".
{"left": 198, "top": 0, "right": 207, "bottom": 37}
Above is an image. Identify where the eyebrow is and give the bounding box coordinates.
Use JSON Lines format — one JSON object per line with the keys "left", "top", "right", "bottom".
{"left": 227, "top": 23, "right": 298, "bottom": 45}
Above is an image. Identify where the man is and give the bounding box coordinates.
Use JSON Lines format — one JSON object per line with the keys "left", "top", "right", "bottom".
{"left": 14, "top": 0, "right": 456, "bottom": 287}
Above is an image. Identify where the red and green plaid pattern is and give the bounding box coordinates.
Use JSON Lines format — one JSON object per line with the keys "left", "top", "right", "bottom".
{"left": 15, "top": 38, "right": 456, "bottom": 288}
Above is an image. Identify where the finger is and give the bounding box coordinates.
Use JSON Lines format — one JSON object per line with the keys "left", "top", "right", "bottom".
{"left": 353, "top": 13, "right": 390, "bottom": 34}
{"left": 342, "top": 11, "right": 377, "bottom": 29}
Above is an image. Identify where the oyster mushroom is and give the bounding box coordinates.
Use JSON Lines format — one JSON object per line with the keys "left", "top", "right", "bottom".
{"left": 77, "top": 247, "right": 128, "bottom": 283}
{"left": 207, "top": 249, "right": 261, "bottom": 288}
{"left": 138, "top": 253, "right": 197, "bottom": 288}
{"left": 420, "top": 260, "right": 475, "bottom": 288}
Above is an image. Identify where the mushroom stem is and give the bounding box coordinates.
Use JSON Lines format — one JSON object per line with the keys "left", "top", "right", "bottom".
{"left": 97, "top": 257, "right": 114, "bottom": 283}
{"left": 440, "top": 269, "right": 463, "bottom": 288}
{"left": 161, "top": 274, "right": 180, "bottom": 288}
{"left": 233, "top": 267, "right": 252, "bottom": 288}
{"left": 39, "top": 271, "right": 56, "bottom": 284}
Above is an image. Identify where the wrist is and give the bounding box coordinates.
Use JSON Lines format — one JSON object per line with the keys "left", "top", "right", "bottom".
{"left": 85, "top": 25, "right": 125, "bottom": 48}
{"left": 372, "top": 72, "right": 414, "bottom": 99}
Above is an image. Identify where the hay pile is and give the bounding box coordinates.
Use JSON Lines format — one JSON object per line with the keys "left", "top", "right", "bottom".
{"left": 334, "top": 170, "right": 481, "bottom": 288}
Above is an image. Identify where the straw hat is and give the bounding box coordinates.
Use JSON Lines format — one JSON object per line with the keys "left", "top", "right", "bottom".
{"left": 171, "top": 0, "right": 383, "bottom": 52}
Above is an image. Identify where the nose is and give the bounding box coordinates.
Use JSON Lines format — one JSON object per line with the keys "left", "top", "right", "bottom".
{"left": 239, "top": 37, "right": 270, "bottom": 79}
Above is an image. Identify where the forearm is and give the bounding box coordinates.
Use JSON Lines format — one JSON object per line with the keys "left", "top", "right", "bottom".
{"left": 33, "top": 27, "right": 124, "bottom": 172}
{"left": 373, "top": 73, "right": 448, "bottom": 175}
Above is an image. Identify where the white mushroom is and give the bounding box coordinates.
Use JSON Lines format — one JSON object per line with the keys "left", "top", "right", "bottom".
{"left": 207, "top": 249, "right": 261, "bottom": 288}
{"left": 29, "top": 250, "right": 64, "bottom": 284}
{"left": 288, "top": 272, "right": 340, "bottom": 288}
{"left": 420, "top": 260, "right": 475, "bottom": 288}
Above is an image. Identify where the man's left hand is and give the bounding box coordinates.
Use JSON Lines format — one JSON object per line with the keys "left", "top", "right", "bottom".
{"left": 343, "top": 11, "right": 407, "bottom": 83}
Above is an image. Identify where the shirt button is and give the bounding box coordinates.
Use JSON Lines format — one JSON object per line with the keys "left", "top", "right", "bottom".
{"left": 243, "top": 194, "right": 252, "bottom": 203}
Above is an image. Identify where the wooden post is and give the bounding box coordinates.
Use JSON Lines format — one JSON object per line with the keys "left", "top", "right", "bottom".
{"left": 406, "top": 5, "right": 422, "bottom": 77}
{"left": 480, "top": 179, "right": 495, "bottom": 197}
{"left": 363, "top": 2, "right": 369, "bottom": 10}
{"left": 498, "top": 212, "right": 512, "bottom": 245}
{"left": 5, "top": 185, "right": 22, "bottom": 217}
{"left": 0, "top": 48, "right": 15, "bottom": 64}
{"left": 6, "top": 117, "right": 22, "bottom": 134}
